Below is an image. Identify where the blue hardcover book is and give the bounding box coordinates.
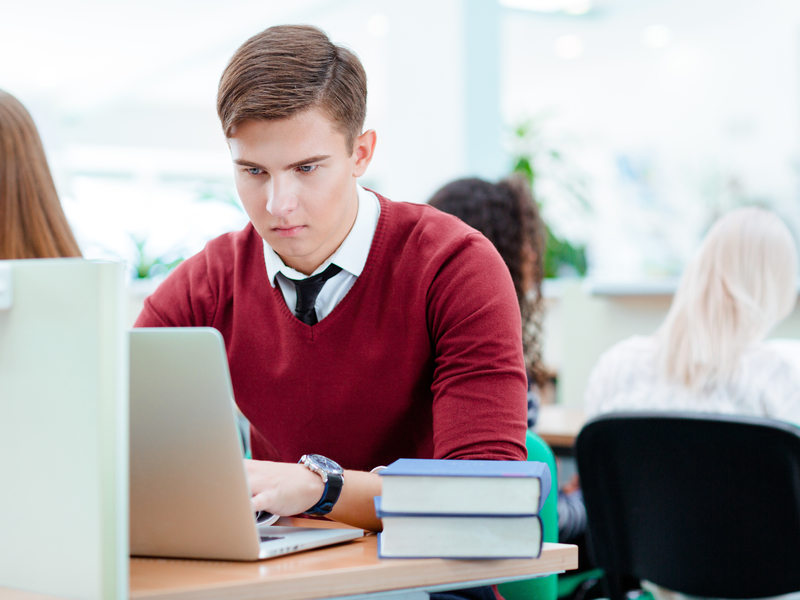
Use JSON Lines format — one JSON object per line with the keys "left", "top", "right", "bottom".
{"left": 374, "top": 498, "right": 543, "bottom": 559}
{"left": 379, "top": 459, "right": 551, "bottom": 515}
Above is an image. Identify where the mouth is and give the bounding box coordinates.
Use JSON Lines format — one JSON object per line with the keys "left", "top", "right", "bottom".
{"left": 272, "top": 225, "right": 306, "bottom": 238}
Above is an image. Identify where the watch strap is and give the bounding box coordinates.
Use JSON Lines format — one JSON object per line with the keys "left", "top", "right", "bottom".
{"left": 304, "top": 471, "right": 343, "bottom": 516}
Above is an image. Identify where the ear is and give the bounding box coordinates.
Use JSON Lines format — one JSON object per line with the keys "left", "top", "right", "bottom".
{"left": 352, "top": 129, "right": 377, "bottom": 178}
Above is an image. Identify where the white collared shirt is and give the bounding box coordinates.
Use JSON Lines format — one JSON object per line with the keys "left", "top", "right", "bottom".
{"left": 263, "top": 184, "right": 381, "bottom": 321}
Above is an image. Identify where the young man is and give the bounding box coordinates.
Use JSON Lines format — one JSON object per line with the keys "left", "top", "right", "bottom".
{"left": 135, "top": 25, "right": 528, "bottom": 534}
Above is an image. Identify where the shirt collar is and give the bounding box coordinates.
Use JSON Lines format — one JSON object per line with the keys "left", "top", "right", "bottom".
{"left": 263, "top": 184, "right": 380, "bottom": 287}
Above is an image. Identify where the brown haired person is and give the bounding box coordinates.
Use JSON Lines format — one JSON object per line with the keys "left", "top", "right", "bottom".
{"left": 0, "top": 90, "right": 81, "bottom": 259}
{"left": 135, "top": 25, "right": 528, "bottom": 573}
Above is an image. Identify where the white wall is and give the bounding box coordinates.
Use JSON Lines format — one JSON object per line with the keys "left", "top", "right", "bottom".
{"left": 502, "top": 0, "right": 800, "bottom": 279}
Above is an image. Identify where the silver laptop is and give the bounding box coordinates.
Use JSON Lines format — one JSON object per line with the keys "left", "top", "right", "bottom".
{"left": 129, "top": 327, "right": 364, "bottom": 560}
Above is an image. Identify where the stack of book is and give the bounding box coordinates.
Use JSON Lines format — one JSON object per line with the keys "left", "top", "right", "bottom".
{"left": 375, "top": 458, "right": 551, "bottom": 559}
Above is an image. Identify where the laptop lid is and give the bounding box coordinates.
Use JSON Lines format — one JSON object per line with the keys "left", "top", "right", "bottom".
{"left": 129, "top": 327, "right": 263, "bottom": 560}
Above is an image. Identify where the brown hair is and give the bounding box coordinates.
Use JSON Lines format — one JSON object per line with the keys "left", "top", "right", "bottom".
{"left": 217, "top": 25, "right": 367, "bottom": 152}
{"left": 428, "top": 175, "right": 548, "bottom": 388}
{"left": 0, "top": 90, "right": 81, "bottom": 259}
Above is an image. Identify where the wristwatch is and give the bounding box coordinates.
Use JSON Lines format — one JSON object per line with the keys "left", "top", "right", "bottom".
{"left": 299, "top": 454, "right": 344, "bottom": 516}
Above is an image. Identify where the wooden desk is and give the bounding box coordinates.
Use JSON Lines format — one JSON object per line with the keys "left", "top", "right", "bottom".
{"left": 534, "top": 405, "right": 586, "bottom": 451}
{"left": 130, "top": 519, "right": 578, "bottom": 600}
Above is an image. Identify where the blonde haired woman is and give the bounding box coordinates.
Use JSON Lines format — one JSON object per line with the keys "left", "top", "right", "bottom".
{"left": 0, "top": 89, "right": 81, "bottom": 259}
{"left": 585, "top": 207, "right": 800, "bottom": 425}
{"left": 585, "top": 209, "right": 800, "bottom": 600}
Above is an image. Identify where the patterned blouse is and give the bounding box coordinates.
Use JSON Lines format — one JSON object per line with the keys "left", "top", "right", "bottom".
{"left": 585, "top": 336, "right": 800, "bottom": 427}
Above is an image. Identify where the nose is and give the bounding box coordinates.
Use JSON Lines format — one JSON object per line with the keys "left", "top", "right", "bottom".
{"left": 265, "top": 176, "right": 297, "bottom": 218}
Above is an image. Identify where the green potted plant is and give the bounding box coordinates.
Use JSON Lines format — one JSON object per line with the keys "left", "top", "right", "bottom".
{"left": 510, "top": 119, "right": 590, "bottom": 278}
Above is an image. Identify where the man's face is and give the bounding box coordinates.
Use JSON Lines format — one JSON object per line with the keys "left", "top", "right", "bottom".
{"left": 228, "top": 108, "right": 373, "bottom": 275}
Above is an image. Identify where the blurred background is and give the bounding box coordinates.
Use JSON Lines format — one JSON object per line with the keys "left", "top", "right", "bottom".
{"left": 5, "top": 0, "right": 800, "bottom": 403}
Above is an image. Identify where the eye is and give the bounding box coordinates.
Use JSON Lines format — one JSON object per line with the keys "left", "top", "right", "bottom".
{"left": 297, "top": 165, "right": 317, "bottom": 173}
{"left": 246, "top": 167, "right": 263, "bottom": 175}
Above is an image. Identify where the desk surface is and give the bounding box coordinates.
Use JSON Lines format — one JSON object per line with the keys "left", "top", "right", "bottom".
{"left": 534, "top": 405, "right": 587, "bottom": 449}
{"left": 130, "top": 518, "right": 577, "bottom": 600}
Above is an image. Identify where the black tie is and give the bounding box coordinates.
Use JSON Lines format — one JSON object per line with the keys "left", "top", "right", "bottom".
{"left": 288, "top": 263, "right": 343, "bottom": 326}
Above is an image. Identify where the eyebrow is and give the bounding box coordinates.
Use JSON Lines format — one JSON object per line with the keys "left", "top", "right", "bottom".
{"left": 232, "top": 155, "right": 331, "bottom": 170}
{"left": 287, "top": 155, "right": 330, "bottom": 169}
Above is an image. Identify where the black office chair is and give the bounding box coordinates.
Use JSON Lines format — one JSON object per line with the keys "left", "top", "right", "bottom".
{"left": 576, "top": 412, "right": 800, "bottom": 600}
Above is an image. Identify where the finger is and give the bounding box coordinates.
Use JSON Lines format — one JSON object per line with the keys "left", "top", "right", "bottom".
{"left": 251, "top": 492, "right": 266, "bottom": 512}
{"left": 251, "top": 490, "right": 277, "bottom": 514}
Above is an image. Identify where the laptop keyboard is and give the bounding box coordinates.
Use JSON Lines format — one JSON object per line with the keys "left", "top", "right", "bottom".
{"left": 260, "top": 536, "right": 285, "bottom": 542}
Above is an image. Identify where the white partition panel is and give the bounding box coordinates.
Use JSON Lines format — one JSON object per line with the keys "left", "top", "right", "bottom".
{"left": 0, "top": 259, "right": 127, "bottom": 600}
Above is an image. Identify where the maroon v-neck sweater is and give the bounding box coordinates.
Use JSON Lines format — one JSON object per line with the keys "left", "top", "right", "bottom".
{"left": 136, "top": 195, "right": 527, "bottom": 470}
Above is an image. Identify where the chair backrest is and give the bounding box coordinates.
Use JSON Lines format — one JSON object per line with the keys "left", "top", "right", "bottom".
{"left": 497, "top": 430, "right": 558, "bottom": 600}
{"left": 576, "top": 412, "right": 800, "bottom": 599}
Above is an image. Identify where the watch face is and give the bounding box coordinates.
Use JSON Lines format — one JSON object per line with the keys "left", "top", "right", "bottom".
{"left": 307, "top": 454, "right": 343, "bottom": 475}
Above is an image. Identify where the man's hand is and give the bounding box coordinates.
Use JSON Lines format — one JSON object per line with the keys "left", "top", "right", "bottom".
{"left": 243, "top": 459, "right": 385, "bottom": 532}
{"left": 245, "top": 459, "right": 324, "bottom": 516}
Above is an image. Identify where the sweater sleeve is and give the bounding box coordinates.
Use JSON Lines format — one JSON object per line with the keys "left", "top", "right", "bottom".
{"left": 426, "top": 232, "right": 528, "bottom": 462}
{"left": 134, "top": 251, "right": 217, "bottom": 328}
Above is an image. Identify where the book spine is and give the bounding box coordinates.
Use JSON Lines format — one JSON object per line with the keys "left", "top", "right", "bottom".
{"left": 376, "top": 532, "right": 544, "bottom": 560}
